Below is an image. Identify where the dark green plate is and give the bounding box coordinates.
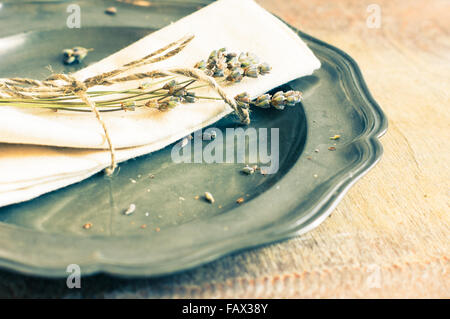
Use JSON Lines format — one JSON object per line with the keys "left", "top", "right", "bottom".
{"left": 0, "top": 0, "right": 386, "bottom": 277}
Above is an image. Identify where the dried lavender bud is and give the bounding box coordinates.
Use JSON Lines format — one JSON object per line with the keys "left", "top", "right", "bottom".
{"left": 163, "top": 79, "right": 177, "bottom": 90}
{"left": 72, "top": 46, "right": 89, "bottom": 62}
{"left": 238, "top": 52, "right": 261, "bottom": 68}
{"left": 235, "top": 92, "right": 251, "bottom": 109}
{"left": 63, "top": 55, "right": 76, "bottom": 65}
{"left": 159, "top": 96, "right": 181, "bottom": 111}
{"left": 121, "top": 101, "right": 136, "bottom": 111}
{"left": 204, "top": 192, "right": 215, "bottom": 203}
{"left": 254, "top": 94, "right": 271, "bottom": 108}
{"left": 235, "top": 92, "right": 251, "bottom": 104}
{"left": 242, "top": 165, "right": 255, "bottom": 175}
{"left": 184, "top": 96, "right": 195, "bottom": 103}
{"left": 226, "top": 67, "right": 244, "bottom": 82}
{"left": 213, "top": 68, "right": 225, "bottom": 77}
{"left": 62, "top": 46, "right": 90, "bottom": 64}
{"left": 183, "top": 92, "right": 196, "bottom": 103}
{"left": 238, "top": 52, "right": 247, "bottom": 62}
{"left": 167, "top": 96, "right": 181, "bottom": 107}
{"left": 145, "top": 100, "right": 158, "bottom": 108}
{"left": 285, "top": 95, "right": 297, "bottom": 107}
{"left": 105, "top": 7, "right": 117, "bottom": 15}
{"left": 206, "top": 61, "right": 216, "bottom": 70}
{"left": 271, "top": 91, "right": 285, "bottom": 110}
{"left": 244, "top": 65, "right": 259, "bottom": 78}
{"left": 237, "top": 53, "right": 251, "bottom": 68}
{"left": 225, "top": 52, "right": 237, "bottom": 61}
{"left": 62, "top": 49, "right": 73, "bottom": 59}
{"left": 240, "top": 58, "right": 251, "bottom": 68}
{"left": 208, "top": 50, "right": 218, "bottom": 61}
{"left": 258, "top": 62, "right": 271, "bottom": 75}
{"left": 284, "top": 90, "right": 302, "bottom": 106}
{"left": 194, "top": 60, "right": 207, "bottom": 70}
{"left": 124, "top": 203, "right": 136, "bottom": 215}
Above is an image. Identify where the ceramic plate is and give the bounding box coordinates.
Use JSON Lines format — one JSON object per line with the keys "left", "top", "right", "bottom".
{"left": 0, "top": 0, "right": 387, "bottom": 277}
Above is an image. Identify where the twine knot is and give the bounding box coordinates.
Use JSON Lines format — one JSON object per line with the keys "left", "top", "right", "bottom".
{"left": 69, "top": 78, "right": 87, "bottom": 93}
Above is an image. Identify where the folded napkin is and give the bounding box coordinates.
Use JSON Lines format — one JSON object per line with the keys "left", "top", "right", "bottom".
{"left": 0, "top": 0, "right": 320, "bottom": 207}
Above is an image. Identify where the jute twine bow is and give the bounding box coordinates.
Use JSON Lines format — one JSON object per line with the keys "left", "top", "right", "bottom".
{"left": 0, "top": 35, "right": 250, "bottom": 175}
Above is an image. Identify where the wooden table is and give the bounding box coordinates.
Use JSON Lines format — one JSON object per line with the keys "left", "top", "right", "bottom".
{"left": 0, "top": 0, "right": 448, "bottom": 298}
{"left": 251, "top": 0, "right": 450, "bottom": 298}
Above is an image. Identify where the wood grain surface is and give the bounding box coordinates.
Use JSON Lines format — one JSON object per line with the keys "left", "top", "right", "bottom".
{"left": 0, "top": 0, "right": 448, "bottom": 298}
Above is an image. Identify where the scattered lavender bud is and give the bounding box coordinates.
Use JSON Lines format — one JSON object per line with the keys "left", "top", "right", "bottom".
{"left": 204, "top": 192, "right": 215, "bottom": 204}
{"left": 163, "top": 79, "right": 177, "bottom": 90}
{"left": 242, "top": 165, "right": 255, "bottom": 175}
{"left": 62, "top": 49, "right": 73, "bottom": 59}
{"left": 105, "top": 7, "right": 117, "bottom": 15}
{"left": 62, "top": 46, "right": 91, "bottom": 64}
{"left": 124, "top": 203, "right": 136, "bottom": 216}
{"left": 138, "top": 82, "right": 151, "bottom": 90}
{"left": 72, "top": 46, "right": 89, "bottom": 62}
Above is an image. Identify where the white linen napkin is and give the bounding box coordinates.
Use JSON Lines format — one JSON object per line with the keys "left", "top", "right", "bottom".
{"left": 0, "top": 0, "right": 320, "bottom": 207}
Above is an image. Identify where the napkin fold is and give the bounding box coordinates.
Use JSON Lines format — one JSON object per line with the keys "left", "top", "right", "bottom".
{"left": 0, "top": 0, "right": 320, "bottom": 207}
